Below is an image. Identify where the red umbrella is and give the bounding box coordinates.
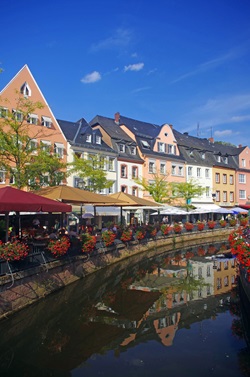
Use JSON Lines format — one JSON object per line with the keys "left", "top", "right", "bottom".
{"left": 0, "top": 186, "right": 72, "bottom": 212}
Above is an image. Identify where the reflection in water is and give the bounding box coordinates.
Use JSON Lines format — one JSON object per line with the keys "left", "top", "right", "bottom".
{"left": 0, "top": 241, "right": 250, "bottom": 376}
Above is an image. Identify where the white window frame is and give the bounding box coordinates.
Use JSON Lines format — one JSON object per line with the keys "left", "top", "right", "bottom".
{"left": 197, "top": 167, "right": 201, "bottom": 177}
{"left": 108, "top": 158, "right": 115, "bottom": 171}
{"left": 20, "top": 82, "right": 31, "bottom": 97}
{"left": 239, "top": 174, "right": 246, "bottom": 184}
{"left": 0, "top": 171, "right": 6, "bottom": 184}
{"left": 86, "top": 134, "right": 92, "bottom": 143}
{"left": 96, "top": 135, "right": 101, "bottom": 145}
{"left": 188, "top": 166, "right": 192, "bottom": 176}
{"left": 41, "top": 140, "right": 51, "bottom": 153}
{"left": 239, "top": 190, "right": 246, "bottom": 199}
{"left": 242, "top": 159, "right": 246, "bottom": 168}
{"left": 131, "top": 146, "right": 136, "bottom": 155}
{"left": 12, "top": 109, "right": 23, "bottom": 121}
{"left": 160, "top": 162, "right": 166, "bottom": 175}
{"left": 141, "top": 140, "right": 150, "bottom": 149}
{"left": 119, "top": 144, "right": 125, "bottom": 153}
{"left": 42, "top": 116, "right": 52, "bottom": 128}
{"left": 0, "top": 106, "right": 8, "bottom": 118}
{"left": 148, "top": 161, "right": 155, "bottom": 174}
{"left": 158, "top": 142, "right": 166, "bottom": 153}
{"left": 27, "top": 113, "right": 38, "bottom": 125}
{"left": 54, "top": 143, "right": 64, "bottom": 158}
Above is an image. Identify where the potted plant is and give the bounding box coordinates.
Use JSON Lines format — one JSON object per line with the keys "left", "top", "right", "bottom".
{"left": 81, "top": 233, "right": 96, "bottom": 253}
{"left": 207, "top": 220, "right": 216, "bottom": 229}
{"left": 135, "top": 229, "right": 146, "bottom": 241}
{"left": 161, "top": 224, "right": 171, "bottom": 235}
{"left": 47, "top": 236, "right": 71, "bottom": 257}
{"left": 101, "top": 230, "right": 116, "bottom": 247}
{"left": 229, "top": 218, "right": 237, "bottom": 227}
{"left": 173, "top": 223, "right": 182, "bottom": 234}
{"left": 219, "top": 219, "right": 227, "bottom": 228}
{"left": 0, "top": 239, "right": 29, "bottom": 262}
{"left": 196, "top": 222, "right": 205, "bottom": 231}
{"left": 184, "top": 222, "right": 194, "bottom": 232}
{"left": 120, "top": 228, "right": 133, "bottom": 243}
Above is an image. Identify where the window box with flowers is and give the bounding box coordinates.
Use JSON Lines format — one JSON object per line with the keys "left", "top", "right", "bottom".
{"left": 47, "top": 236, "right": 71, "bottom": 258}
{"left": 161, "top": 224, "right": 171, "bottom": 236}
{"left": 120, "top": 228, "right": 133, "bottom": 243}
{"left": 184, "top": 222, "right": 194, "bottom": 232}
{"left": 229, "top": 218, "right": 237, "bottom": 227}
{"left": 196, "top": 222, "right": 205, "bottom": 231}
{"left": 0, "top": 239, "right": 29, "bottom": 262}
{"left": 240, "top": 217, "right": 248, "bottom": 226}
{"left": 207, "top": 220, "right": 216, "bottom": 229}
{"left": 135, "top": 229, "right": 146, "bottom": 241}
{"left": 81, "top": 233, "right": 96, "bottom": 253}
{"left": 101, "top": 230, "right": 116, "bottom": 247}
{"left": 173, "top": 223, "right": 182, "bottom": 234}
{"left": 219, "top": 219, "right": 227, "bottom": 228}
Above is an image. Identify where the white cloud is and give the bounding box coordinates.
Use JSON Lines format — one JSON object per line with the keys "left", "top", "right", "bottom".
{"left": 214, "top": 129, "right": 234, "bottom": 137}
{"left": 131, "top": 86, "right": 151, "bottom": 94}
{"left": 90, "top": 28, "right": 132, "bottom": 52}
{"left": 124, "top": 63, "right": 144, "bottom": 72}
{"left": 80, "top": 71, "right": 101, "bottom": 84}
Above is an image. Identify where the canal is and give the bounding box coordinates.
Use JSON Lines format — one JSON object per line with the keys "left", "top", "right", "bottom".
{"left": 0, "top": 241, "right": 250, "bottom": 377}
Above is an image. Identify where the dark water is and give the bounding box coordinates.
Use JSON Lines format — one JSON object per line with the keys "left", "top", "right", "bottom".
{"left": 0, "top": 241, "right": 250, "bottom": 377}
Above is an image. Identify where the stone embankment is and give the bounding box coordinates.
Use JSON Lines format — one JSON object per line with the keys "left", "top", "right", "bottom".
{"left": 0, "top": 228, "right": 232, "bottom": 321}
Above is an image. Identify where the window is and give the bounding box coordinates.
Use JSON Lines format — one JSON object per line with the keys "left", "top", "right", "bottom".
{"left": 216, "top": 155, "right": 221, "bottom": 162}
{"left": 0, "top": 171, "right": 6, "bottom": 184}
{"left": 27, "top": 113, "right": 38, "bottom": 125}
{"left": 230, "top": 175, "right": 234, "bottom": 184}
{"left": 0, "top": 106, "right": 8, "bottom": 118}
{"left": 108, "top": 182, "right": 115, "bottom": 194}
{"left": 172, "top": 165, "right": 176, "bottom": 175}
{"left": 178, "top": 166, "right": 183, "bottom": 176}
{"left": 239, "top": 190, "right": 246, "bottom": 199}
{"left": 168, "top": 144, "right": 176, "bottom": 154}
{"left": 201, "top": 152, "right": 205, "bottom": 159}
{"left": 54, "top": 143, "right": 64, "bottom": 158}
{"left": 160, "top": 163, "right": 166, "bottom": 175}
{"left": 141, "top": 140, "right": 150, "bottom": 149}
{"left": 242, "top": 159, "right": 246, "bottom": 167}
{"left": 121, "top": 165, "right": 127, "bottom": 178}
{"left": 41, "top": 116, "right": 52, "bottom": 128}
{"left": 216, "top": 191, "right": 220, "bottom": 201}
{"left": 158, "top": 142, "right": 166, "bottom": 153}
{"left": 239, "top": 174, "right": 246, "bottom": 183}
{"left": 131, "top": 146, "right": 136, "bottom": 155}
{"left": 223, "top": 174, "right": 227, "bottom": 184}
{"left": 188, "top": 166, "right": 192, "bottom": 176}
{"left": 86, "top": 134, "right": 92, "bottom": 143}
{"left": 215, "top": 173, "right": 220, "bottom": 183}
{"left": 205, "top": 169, "right": 209, "bottom": 178}
{"left": 20, "top": 82, "right": 31, "bottom": 97}
{"left": 230, "top": 192, "right": 234, "bottom": 202}
{"left": 222, "top": 156, "right": 228, "bottom": 164}
{"left": 96, "top": 135, "right": 101, "bottom": 144}
{"left": 207, "top": 265, "right": 211, "bottom": 277}
{"left": 99, "top": 156, "right": 106, "bottom": 170}
{"left": 223, "top": 191, "right": 227, "bottom": 202}
{"left": 206, "top": 187, "right": 210, "bottom": 197}
{"left": 197, "top": 167, "right": 201, "bottom": 177}
{"left": 40, "top": 140, "right": 51, "bottom": 153}
{"left": 12, "top": 109, "right": 23, "bottom": 121}
{"left": 30, "top": 139, "right": 38, "bottom": 153}
{"left": 40, "top": 174, "right": 49, "bottom": 186}
{"left": 108, "top": 158, "right": 115, "bottom": 171}
{"left": 132, "top": 166, "right": 138, "bottom": 178}
{"left": 149, "top": 161, "right": 155, "bottom": 174}
{"left": 119, "top": 144, "right": 125, "bottom": 153}
{"left": 121, "top": 185, "right": 127, "bottom": 193}
{"left": 132, "top": 186, "right": 138, "bottom": 196}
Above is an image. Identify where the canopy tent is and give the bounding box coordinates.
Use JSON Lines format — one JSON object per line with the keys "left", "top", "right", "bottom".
{"left": 0, "top": 186, "right": 72, "bottom": 242}
{"left": 194, "top": 203, "right": 221, "bottom": 211}
{"left": 151, "top": 206, "right": 188, "bottom": 216}
{"left": 212, "top": 208, "right": 234, "bottom": 214}
{"left": 108, "top": 192, "right": 162, "bottom": 207}
{"left": 230, "top": 207, "right": 248, "bottom": 214}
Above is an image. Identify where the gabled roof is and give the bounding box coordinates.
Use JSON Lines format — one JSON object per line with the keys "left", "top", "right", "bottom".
{"left": 57, "top": 118, "right": 115, "bottom": 153}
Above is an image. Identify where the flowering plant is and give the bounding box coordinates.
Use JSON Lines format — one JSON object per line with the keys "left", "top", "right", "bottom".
{"left": 229, "top": 218, "right": 237, "bottom": 226}
{"left": 184, "top": 222, "right": 194, "bottom": 231}
{"left": 207, "top": 220, "right": 216, "bottom": 229}
{"left": 173, "top": 223, "right": 182, "bottom": 234}
{"left": 135, "top": 229, "right": 146, "bottom": 240}
{"left": 219, "top": 219, "right": 227, "bottom": 228}
{"left": 47, "top": 236, "right": 70, "bottom": 257}
{"left": 81, "top": 233, "right": 96, "bottom": 253}
{"left": 197, "top": 246, "right": 206, "bottom": 256}
{"left": 161, "top": 224, "right": 171, "bottom": 235}
{"left": 240, "top": 217, "right": 248, "bottom": 226}
{"left": 101, "top": 230, "right": 116, "bottom": 246}
{"left": 0, "top": 239, "right": 29, "bottom": 261}
{"left": 120, "top": 228, "right": 133, "bottom": 242}
{"left": 196, "top": 222, "right": 205, "bottom": 231}
{"left": 228, "top": 227, "right": 250, "bottom": 279}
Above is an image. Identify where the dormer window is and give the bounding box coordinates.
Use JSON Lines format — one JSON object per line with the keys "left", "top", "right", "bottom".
{"left": 42, "top": 116, "right": 52, "bottom": 128}
{"left": 119, "top": 144, "right": 125, "bottom": 153}
{"left": 222, "top": 156, "right": 228, "bottom": 164}
{"left": 20, "top": 82, "right": 31, "bottom": 97}
{"left": 86, "top": 134, "right": 92, "bottom": 143}
{"left": 141, "top": 140, "right": 150, "bottom": 149}
{"left": 216, "top": 155, "right": 221, "bottom": 162}
{"left": 158, "top": 142, "right": 166, "bottom": 153}
{"left": 201, "top": 152, "right": 205, "bottom": 159}
{"left": 27, "top": 113, "right": 38, "bottom": 125}
{"left": 168, "top": 144, "right": 176, "bottom": 154}
{"left": 131, "top": 146, "right": 136, "bottom": 155}
{"left": 96, "top": 135, "right": 101, "bottom": 144}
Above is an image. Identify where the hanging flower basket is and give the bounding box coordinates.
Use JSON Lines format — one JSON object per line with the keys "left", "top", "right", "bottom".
{"left": 196, "top": 222, "right": 205, "bottom": 231}
{"left": 0, "top": 239, "right": 29, "bottom": 261}
{"left": 47, "top": 236, "right": 70, "bottom": 257}
{"left": 120, "top": 229, "right": 133, "bottom": 243}
{"left": 135, "top": 230, "right": 146, "bottom": 241}
{"left": 173, "top": 224, "right": 182, "bottom": 234}
{"left": 101, "top": 230, "right": 116, "bottom": 246}
{"left": 219, "top": 219, "right": 227, "bottom": 228}
{"left": 184, "top": 222, "right": 194, "bottom": 232}
{"left": 161, "top": 224, "right": 171, "bottom": 235}
{"left": 207, "top": 220, "right": 216, "bottom": 229}
{"left": 229, "top": 218, "right": 237, "bottom": 227}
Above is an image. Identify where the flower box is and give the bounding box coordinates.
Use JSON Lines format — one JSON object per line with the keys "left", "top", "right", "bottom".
{"left": 219, "top": 220, "right": 227, "bottom": 228}
{"left": 101, "top": 230, "right": 116, "bottom": 246}
{"left": 184, "top": 222, "right": 194, "bottom": 232}
{"left": 47, "top": 236, "right": 71, "bottom": 257}
{"left": 196, "top": 222, "right": 205, "bottom": 231}
{"left": 0, "top": 239, "right": 29, "bottom": 261}
{"left": 207, "top": 221, "right": 216, "bottom": 229}
{"left": 173, "top": 224, "right": 182, "bottom": 234}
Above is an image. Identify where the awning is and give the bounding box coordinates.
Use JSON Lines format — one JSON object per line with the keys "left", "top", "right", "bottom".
{"left": 195, "top": 203, "right": 221, "bottom": 211}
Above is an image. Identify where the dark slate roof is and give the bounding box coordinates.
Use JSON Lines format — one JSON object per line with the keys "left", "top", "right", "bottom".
{"left": 89, "top": 115, "right": 144, "bottom": 163}
{"left": 173, "top": 129, "right": 244, "bottom": 169}
{"left": 57, "top": 118, "right": 115, "bottom": 154}
{"left": 118, "top": 114, "right": 162, "bottom": 139}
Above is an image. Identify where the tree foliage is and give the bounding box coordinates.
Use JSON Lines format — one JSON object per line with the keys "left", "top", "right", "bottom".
{"left": 171, "top": 179, "right": 205, "bottom": 210}
{"left": 134, "top": 173, "right": 172, "bottom": 203}
{"left": 69, "top": 154, "right": 113, "bottom": 192}
{"left": 0, "top": 94, "right": 66, "bottom": 189}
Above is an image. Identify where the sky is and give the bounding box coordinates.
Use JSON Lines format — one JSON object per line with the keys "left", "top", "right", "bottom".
{"left": 1, "top": 0, "right": 250, "bottom": 147}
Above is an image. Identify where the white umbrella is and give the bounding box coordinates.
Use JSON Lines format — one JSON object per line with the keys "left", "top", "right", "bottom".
{"left": 82, "top": 212, "right": 94, "bottom": 219}
{"left": 231, "top": 207, "right": 248, "bottom": 214}
{"left": 213, "top": 208, "right": 234, "bottom": 214}
{"left": 151, "top": 206, "right": 188, "bottom": 216}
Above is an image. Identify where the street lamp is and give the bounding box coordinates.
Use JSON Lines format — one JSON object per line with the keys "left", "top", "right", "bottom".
{"left": 77, "top": 179, "right": 85, "bottom": 233}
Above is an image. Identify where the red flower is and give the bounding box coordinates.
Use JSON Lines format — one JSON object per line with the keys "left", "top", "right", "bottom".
{"left": 47, "top": 236, "right": 70, "bottom": 257}
{"left": 0, "top": 239, "right": 29, "bottom": 261}
{"left": 101, "top": 230, "right": 116, "bottom": 246}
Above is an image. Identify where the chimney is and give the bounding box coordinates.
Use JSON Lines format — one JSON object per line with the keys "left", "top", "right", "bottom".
{"left": 183, "top": 132, "right": 188, "bottom": 136}
{"left": 114, "top": 112, "right": 120, "bottom": 125}
{"left": 238, "top": 144, "right": 242, "bottom": 148}
{"left": 208, "top": 137, "right": 214, "bottom": 143}
{"left": 169, "top": 124, "right": 173, "bottom": 129}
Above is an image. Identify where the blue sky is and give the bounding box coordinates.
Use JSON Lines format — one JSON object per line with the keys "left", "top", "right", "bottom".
{"left": 1, "top": 0, "right": 250, "bottom": 147}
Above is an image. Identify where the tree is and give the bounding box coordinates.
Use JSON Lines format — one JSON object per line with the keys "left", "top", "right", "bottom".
{"left": 69, "top": 154, "right": 113, "bottom": 192}
{"left": 134, "top": 172, "right": 172, "bottom": 203}
{"left": 0, "top": 94, "right": 66, "bottom": 189}
{"left": 171, "top": 179, "right": 205, "bottom": 211}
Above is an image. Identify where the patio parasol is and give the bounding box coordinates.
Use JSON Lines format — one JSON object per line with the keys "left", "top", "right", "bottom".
{"left": 230, "top": 207, "right": 248, "bottom": 214}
